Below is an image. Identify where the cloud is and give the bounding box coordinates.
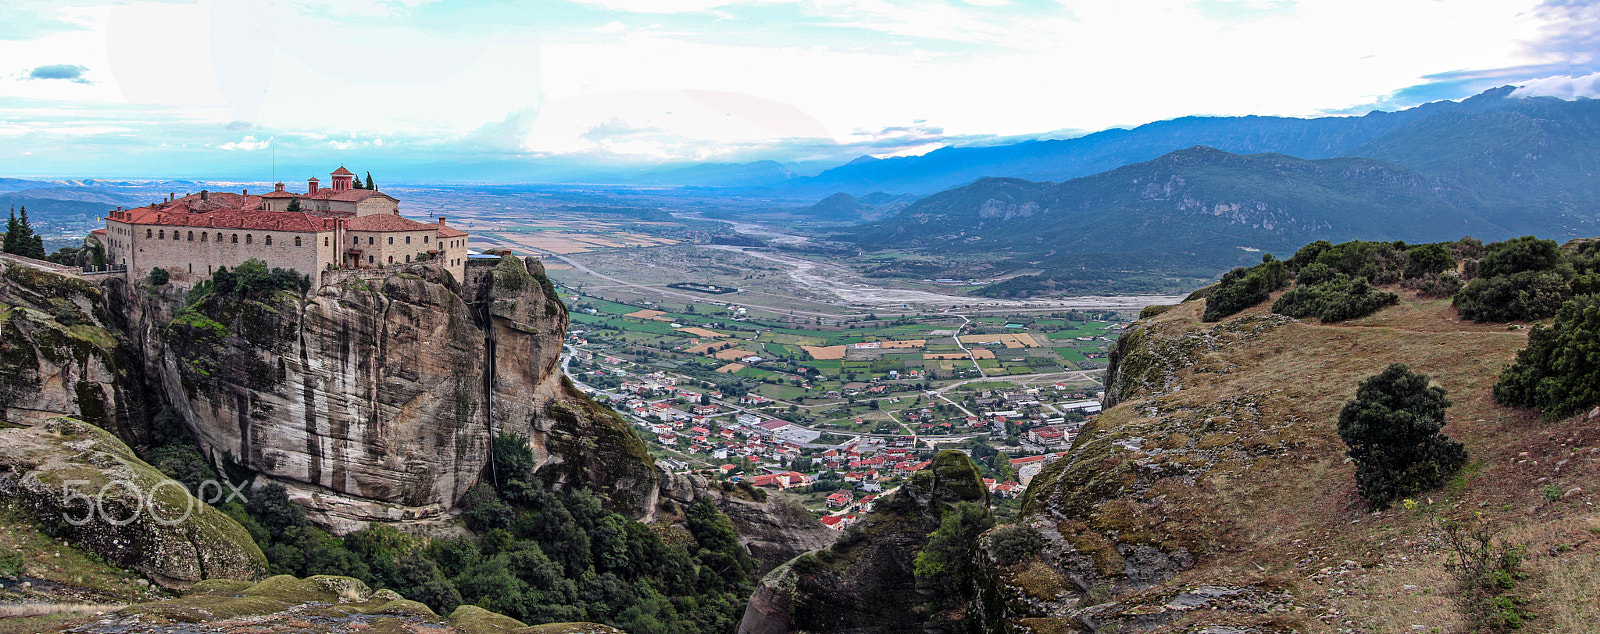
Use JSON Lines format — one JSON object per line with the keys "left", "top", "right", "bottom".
{"left": 1513, "top": 71, "right": 1600, "bottom": 99}
{"left": 27, "top": 64, "right": 91, "bottom": 84}
{"left": 217, "top": 136, "right": 272, "bottom": 151}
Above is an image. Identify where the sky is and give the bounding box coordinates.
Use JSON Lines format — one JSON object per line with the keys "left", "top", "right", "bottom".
{"left": 2, "top": 0, "right": 1598, "bottom": 180}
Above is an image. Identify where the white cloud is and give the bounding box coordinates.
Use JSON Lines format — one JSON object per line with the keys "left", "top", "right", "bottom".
{"left": 217, "top": 135, "right": 272, "bottom": 151}
{"left": 1512, "top": 71, "right": 1600, "bottom": 99}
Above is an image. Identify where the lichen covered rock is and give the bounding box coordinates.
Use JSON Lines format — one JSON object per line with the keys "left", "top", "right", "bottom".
{"left": 0, "top": 417, "right": 267, "bottom": 587}
{"left": 80, "top": 574, "right": 624, "bottom": 634}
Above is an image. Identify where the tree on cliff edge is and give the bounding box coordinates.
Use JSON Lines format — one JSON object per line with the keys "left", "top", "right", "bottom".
{"left": 3, "top": 206, "right": 46, "bottom": 259}
{"left": 1338, "top": 363, "right": 1467, "bottom": 509}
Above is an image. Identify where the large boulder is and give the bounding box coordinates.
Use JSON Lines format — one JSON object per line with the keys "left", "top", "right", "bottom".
{"left": 0, "top": 417, "right": 267, "bottom": 587}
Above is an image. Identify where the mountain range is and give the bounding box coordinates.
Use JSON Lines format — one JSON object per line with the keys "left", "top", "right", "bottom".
{"left": 810, "top": 87, "right": 1600, "bottom": 295}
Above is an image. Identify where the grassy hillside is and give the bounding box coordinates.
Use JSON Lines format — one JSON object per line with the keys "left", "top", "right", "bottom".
{"left": 989, "top": 282, "right": 1600, "bottom": 632}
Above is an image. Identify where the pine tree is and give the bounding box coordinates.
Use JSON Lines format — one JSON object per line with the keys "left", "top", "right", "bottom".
{"left": 4, "top": 206, "right": 45, "bottom": 259}
{"left": 285, "top": 198, "right": 303, "bottom": 213}
{"left": 351, "top": 172, "right": 364, "bottom": 189}
{"left": 3, "top": 207, "right": 17, "bottom": 254}
{"left": 365, "top": 172, "right": 375, "bottom": 190}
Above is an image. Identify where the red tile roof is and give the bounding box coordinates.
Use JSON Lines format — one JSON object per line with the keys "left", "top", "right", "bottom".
{"left": 331, "top": 166, "right": 354, "bottom": 176}
{"left": 116, "top": 207, "right": 339, "bottom": 232}
{"left": 436, "top": 223, "right": 468, "bottom": 238}
{"left": 344, "top": 213, "right": 437, "bottom": 232}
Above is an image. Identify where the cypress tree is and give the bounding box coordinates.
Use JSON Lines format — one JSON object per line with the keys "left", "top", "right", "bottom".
{"left": 365, "top": 171, "right": 375, "bottom": 190}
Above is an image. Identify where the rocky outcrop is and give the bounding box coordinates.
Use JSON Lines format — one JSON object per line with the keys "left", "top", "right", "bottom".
{"left": 738, "top": 450, "right": 989, "bottom": 634}
{"left": 0, "top": 417, "right": 267, "bottom": 587}
{"left": 979, "top": 291, "right": 1538, "bottom": 632}
{"left": 140, "top": 257, "right": 658, "bottom": 529}
{"left": 0, "top": 259, "right": 149, "bottom": 441}
{"left": 83, "top": 574, "right": 624, "bottom": 634}
{"left": 661, "top": 472, "right": 836, "bottom": 574}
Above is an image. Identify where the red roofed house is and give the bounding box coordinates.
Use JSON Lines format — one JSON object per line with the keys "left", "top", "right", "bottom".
{"left": 746, "top": 471, "right": 809, "bottom": 489}
{"left": 819, "top": 515, "right": 846, "bottom": 530}
{"left": 826, "top": 491, "right": 853, "bottom": 508}
{"left": 102, "top": 167, "right": 470, "bottom": 285}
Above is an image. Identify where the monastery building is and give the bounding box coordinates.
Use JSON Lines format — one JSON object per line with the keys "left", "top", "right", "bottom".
{"left": 100, "top": 167, "right": 469, "bottom": 285}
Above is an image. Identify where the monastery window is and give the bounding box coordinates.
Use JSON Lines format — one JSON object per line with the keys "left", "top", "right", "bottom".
{"left": 406, "top": 255, "right": 411, "bottom": 263}
{"left": 296, "top": 236, "right": 303, "bottom": 247}
{"left": 265, "top": 235, "right": 273, "bottom": 246}
{"left": 368, "top": 237, "right": 374, "bottom": 245}
{"left": 187, "top": 231, "right": 194, "bottom": 241}
{"left": 405, "top": 236, "right": 411, "bottom": 244}
{"left": 388, "top": 256, "right": 394, "bottom": 264}
{"left": 322, "top": 237, "right": 327, "bottom": 247}
{"left": 368, "top": 255, "right": 374, "bottom": 264}
{"left": 159, "top": 230, "right": 165, "bottom": 239}
{"left": 424, "top": 236, "right": 429, "bottom": 243}
{"left": 388, "top": 237, "right": 394, "bottom": 245}
{"left": 201, "top": 233, "right": 207, "bottom": 242}
{"left": 146, "top": 229, "right": 152, "bottom": 238}
{"left": 216, "top": 233, "right": 222, "bottom": 242}
{"left": 232, "top": 234, "right": 238, "bottom": 243}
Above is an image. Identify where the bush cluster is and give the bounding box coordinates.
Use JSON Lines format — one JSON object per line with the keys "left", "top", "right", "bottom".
{"left": 1493, "top": 293, "right": 1600, "bottom": 419}
{"left": 1272, "top": 274, "right": 1398, "bottom": 323}
{"left": 988, "top": 524, "right": 1045, "bottom": 566}
{"left": 1201, "top": 256, "right": 1289, "bottom": 322}
{"left": 1453, "top": 236, "right": 1600, "bottom": 322}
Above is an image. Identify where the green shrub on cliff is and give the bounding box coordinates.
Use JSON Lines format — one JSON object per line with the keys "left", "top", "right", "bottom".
{"left": 913, "top": 501, "right": 994, "bottom": 608}
{"left": 1272, "top": 275, "right": 1399, "bottom": 323}
{"left": 1337, "top": 364, "right": 1467, "bottom": 509}
{"left": 1493, "top": 293, "right": 1600, "bottom": 419}
{"left": 1452, "top": 236, "right": 1600, "bottom": 322}
{"left": 1202, "top": 256, "right": 1288, "bottom": 322}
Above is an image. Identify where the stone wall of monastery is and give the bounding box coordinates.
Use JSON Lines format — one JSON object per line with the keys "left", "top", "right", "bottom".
{"left": 345, "top": 228, "right": 439, "bottom": 270}
{"left": 124, "top": 226, "right": 337, "bottom": 283}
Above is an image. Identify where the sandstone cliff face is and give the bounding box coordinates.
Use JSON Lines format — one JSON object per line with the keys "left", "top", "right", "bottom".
{"left": 738, "top": 451, "right": 988, "bottom": 634}
{"left": 139, "top": 257, "right": 657, "bottom": 529}
{"left": 0, "top": 260, "right": 149, "bottom": 441}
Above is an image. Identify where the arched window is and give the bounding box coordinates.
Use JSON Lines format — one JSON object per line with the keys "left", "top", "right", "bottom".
{"left": 388, "top": 237, "right": 394, "bottom": 245}
{"left": 368, "top": 255, "right": 374, "bottom": 263}
{"left": 201, "top": 232, "right": 207, "bottom": 242}
{"left": 146, "top": 229, "right": 152, "bottom": 238}
{"left": 405, "top": 254, "right": 411, "bottom": 263}
{"left": 405, "top": 236, "right": 411, "bottom": 244}
{"left": 265, "top": 235, "right": 273, "bottom": 246}
{"left": 368, "top": 237, "right": 374, "bottom": 245}
{"left": 424, "top": 236, "right": 429, "bottom": 243}
{"left": 232, "top": 234, "right": 238, "bottom": 243}
{"left": 322, "top": 237, "right": 327, "bottom": 246}
{"left": 388, "top": 256, "right": 393, "bottom": 264}
{"left": 187, "top": 231, "right": 194, "bottom": 241}
{"left": 217, "top": 233, "right": 223, "bottom": 242}
{"left": 159, "top": 230, "right": 165, "bottom": 239}
{"left": 246, "top": 235, "right": 252, "bottom": 244}
{"left": 296, "top": 236, "right": 303, "bottom": 247}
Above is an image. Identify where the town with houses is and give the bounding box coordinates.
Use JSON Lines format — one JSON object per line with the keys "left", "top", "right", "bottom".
{"left": 565, "top": 333, "right": 1110, "bottom": 526}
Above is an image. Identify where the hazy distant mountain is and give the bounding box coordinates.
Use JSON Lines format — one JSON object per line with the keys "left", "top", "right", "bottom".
{"left": 840, "top": 146, "right": 1545, "bottom": 295}
{"left": 631, "top": 160, "right": 796, "bottom": 187}
{"left": 800, "top": 191, "right": 917, "bottom": 222}
{"left": 783, "top": 87, "right": 1600, "bottom": 197}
